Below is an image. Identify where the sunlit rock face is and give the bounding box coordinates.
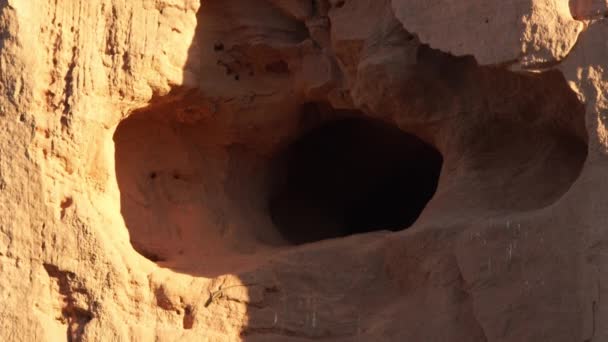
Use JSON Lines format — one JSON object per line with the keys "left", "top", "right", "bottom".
{"left": 1, "top": 0, "right": 606, "bottom": 341}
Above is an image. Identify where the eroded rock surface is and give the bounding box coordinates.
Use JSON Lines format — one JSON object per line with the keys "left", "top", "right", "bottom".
{"left": 0, "top": 0, "right": 606, "bottom": 341}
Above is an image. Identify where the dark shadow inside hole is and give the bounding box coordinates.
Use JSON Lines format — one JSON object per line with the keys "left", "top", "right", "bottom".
{"left": 269, "top": 117, "right": 443, "bottom": 245}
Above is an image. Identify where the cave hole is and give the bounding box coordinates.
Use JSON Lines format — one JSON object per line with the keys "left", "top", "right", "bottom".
{"left": 268, "top": 117, "right": 443, "bottom": 245}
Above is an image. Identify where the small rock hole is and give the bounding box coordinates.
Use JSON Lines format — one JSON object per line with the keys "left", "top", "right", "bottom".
{"left": 183, "top": 305, "right": 194, "bottom": 329}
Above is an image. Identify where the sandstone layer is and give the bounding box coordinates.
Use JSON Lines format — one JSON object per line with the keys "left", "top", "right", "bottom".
{"left": 0, "top": 0, "right": 607, "bottom": 341}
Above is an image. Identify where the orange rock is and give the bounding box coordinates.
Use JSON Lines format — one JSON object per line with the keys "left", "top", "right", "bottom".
{"left": 0, "top": 0, "right": 604, "bottom": 341}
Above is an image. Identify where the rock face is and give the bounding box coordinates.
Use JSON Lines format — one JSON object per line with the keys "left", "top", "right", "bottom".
{"left": 0, "top": 0, "right": 606, "bottom": 341}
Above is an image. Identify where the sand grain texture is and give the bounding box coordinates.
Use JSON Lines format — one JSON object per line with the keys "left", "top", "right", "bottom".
{"left": 0, "top": 0, "right": 605, "bottom": 341}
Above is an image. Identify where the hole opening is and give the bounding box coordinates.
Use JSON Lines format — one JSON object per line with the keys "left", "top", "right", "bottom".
{"left": 268, "top": 117, "right": 443, "bottom": 245}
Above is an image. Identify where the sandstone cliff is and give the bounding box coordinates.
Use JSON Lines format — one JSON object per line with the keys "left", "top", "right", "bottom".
{"left": 0, "top": 0, "right": 606, "bottom": 341}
